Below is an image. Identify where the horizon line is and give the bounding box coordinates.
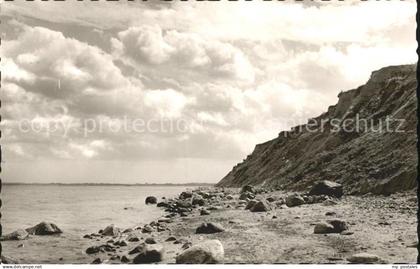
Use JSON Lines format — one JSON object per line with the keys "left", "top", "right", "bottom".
{"left": 2, "top": 182, "right": 216, "bottom": 186}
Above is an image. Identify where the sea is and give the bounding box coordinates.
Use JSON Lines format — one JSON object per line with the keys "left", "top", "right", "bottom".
{"left": 1, "top": 184, "right": 194, "bottom": 235}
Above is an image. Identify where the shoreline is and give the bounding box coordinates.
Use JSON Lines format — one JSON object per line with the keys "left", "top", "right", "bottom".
{"left": 1, "top": 186, "right": 417, "bottom": 264}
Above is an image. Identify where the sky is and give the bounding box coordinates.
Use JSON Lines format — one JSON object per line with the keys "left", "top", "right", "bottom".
{"left": 1, "top": 0, "right": 417, "bottom": 184}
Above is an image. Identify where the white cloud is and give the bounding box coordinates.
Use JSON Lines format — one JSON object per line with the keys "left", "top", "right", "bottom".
{"left": 0, "top": 1, "right": 416, "bottom": 183}
{"left": 112, "top": 25, "right": 255, "bottom": 83}
{"left": 144, "top": 89, "right": 189, "bottom": 118}
{"left": 2, "top": 25, "right": 128, "bottom": 100}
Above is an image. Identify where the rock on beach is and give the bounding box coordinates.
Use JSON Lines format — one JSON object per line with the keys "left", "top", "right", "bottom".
{"left": 176, "top": 240, "right": 224, "bottom": 264}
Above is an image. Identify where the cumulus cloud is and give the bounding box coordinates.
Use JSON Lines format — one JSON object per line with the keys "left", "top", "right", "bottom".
{"left": 0, "top": 1, "right": 416, "bottom": 183}
{"left": 112, "top": 25, "right": 255, "bottom": 83}
{"left": 3, "top": 26, "right": 128, "bottom": 97}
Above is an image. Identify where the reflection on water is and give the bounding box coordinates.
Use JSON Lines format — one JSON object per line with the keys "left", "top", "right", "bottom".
{"left": 2, "top": 184, "right": 190, "bottom": 235}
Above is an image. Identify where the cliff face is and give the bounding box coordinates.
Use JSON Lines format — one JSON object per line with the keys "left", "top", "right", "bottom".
{"left": 217, "top": 65, "right": 417, "bottom": 195}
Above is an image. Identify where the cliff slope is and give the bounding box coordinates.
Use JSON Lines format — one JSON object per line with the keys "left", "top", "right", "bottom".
{"left": 217, "top": 65, "right": 417, "bottom": 195}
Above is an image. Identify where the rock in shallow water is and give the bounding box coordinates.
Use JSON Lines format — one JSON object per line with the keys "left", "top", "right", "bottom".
{"left": 179, "top": 191, "right": 193, "bottom": 200}
{"left": 101, "top": 224, "right": 120, "bottom": 236}
{"left": 1, "top": 229, "right": 29, "bottom": 241}
{"left": 25, "top": 222, "right": 62, "bottom": 235}
{"left": 176, "top": 240, "right": 224, "bottom": 264}
{"left": 196, "top": 223, "right": 225, "bottom": 234}
{"left": 145, "top": 196, "right": 157, "bottom": 204}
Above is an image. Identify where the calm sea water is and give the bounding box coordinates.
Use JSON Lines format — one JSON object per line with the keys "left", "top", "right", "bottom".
{"left": 1, "top": 184, "right": 191, "bottom": 235}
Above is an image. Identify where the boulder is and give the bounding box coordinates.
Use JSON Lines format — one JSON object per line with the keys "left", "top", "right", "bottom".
{"left": 127, "top": 234, "right": 140, "bottom": 242}
{"left": 240, "top": 185, "right": 255, "bottom": 194}
{"left": 179, "top": 191, "right": 193, "bottom": 200}
{"left": 101, "top": 224, "right": 120, "bottom": 236}
{"left": 245, "top": 200, "right": 258, "bottom": 210}
{"left": 157, "top": 202, "right": 169, "bottom": 207}
{"left": 314, "top": 219, "right": 348, "bottom": 234}
{"left": 1, "top": 229, "right": 29, "bottom": 241}
{"left": 25, "top": 222, "right": 62, "bottom": 235}
{"left": 83, "top": 234, "right": 93, "bottom": 239}
{"left": 196, "top": 223, "right": 225, "bottom": 234}
{"left": 239, "top": 192, "right": 255, "bottom": 200}
{"left": 323, "top": 199, "right": 338, "bottom": 206}
{"left": 266, "top": 197, "right": 276, "bottom": 202}
{"left": 141, "top": 225, "right": 154, "bottom": 233}
{"left": 250, "top": 201, "right": 270, "bottom": 212}
{"left": 158, "top": 217, "right": 173, "bottom": 223}
{"left": 182, "top": 242, "right": 193, "bottom": 250}
{"left": 192, "top": 197, "right": 205, "bottom": 206}
{"left": 226, "top": 195, "right": 234, "bottom": 200}
{"left": 110, "top": 255, "right": 120, "bottom": 261}
{"left": 123, "top": 228, "right": 134, "bottom": 233}
{"left": 309, "top": 180, "right": 343, "bottom": 198}
{"left": 132, "top": 244, "right": 164, "bottom": 264}
{"left": 91, "top": 258, "right": 102, "bottom": 264}
{"left": 314, "top": 222, "right": 335, "bottom": 234}
{"left": 200, "top": 209, "right": 210, "bottom": 216}
{"left": 347, "top": 253, "right": 380, "bottom": 263}
{"left": 145, "top": 237, "right": 157, "bottom": 244}
{"left": 121, "top": 255, "right": 130, "bottom": 263}
{"left": 86, "top": 244, "right": 115, "bottom": 254}
{"left": 114, "top": 240, "right": 128, "bottom": 247}
{"left": 176, "top": 201, "right": 193, "bottom": 209}
{"left": 328, "top": 219, "right": 348, "bottom": 233}
{"left": 165, "top": 236, "right": 177, "bottom": 242}
{"left": 145, "top": 196, "right": 158, "bottom": 204}
{"left": 285, "top": 194, "right": 305, "bottom": 207}
{"left": 129, "top": 244, "right": 146, "bottom": 255}
{"left": 197, "top": 191, "right": 210, "bottom": 199}
{"left": 176, "top": 240, "right": 224, "bottom": 264}
{"left": 174, "top": 238, "right": 188, "bottom": 245}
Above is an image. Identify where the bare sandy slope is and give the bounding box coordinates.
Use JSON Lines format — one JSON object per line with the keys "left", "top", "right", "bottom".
{"left": 2, "top": 189, "right": 417, "bottom": 264}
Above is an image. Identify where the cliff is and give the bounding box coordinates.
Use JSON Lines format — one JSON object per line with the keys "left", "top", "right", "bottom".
{"left": 217, "top": 65, "right": 417, "bottom": 195}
